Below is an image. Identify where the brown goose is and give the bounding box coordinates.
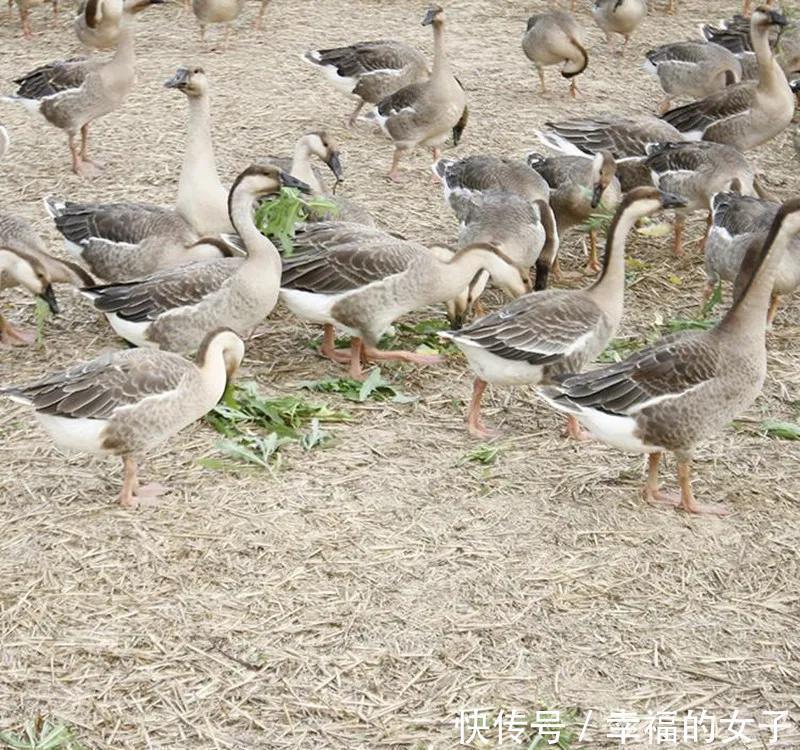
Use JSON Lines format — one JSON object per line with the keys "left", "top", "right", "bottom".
{"left": 82, "top": 165, "right": 309, "bottom": 353}
{"left": 527, "top": 151, "right": 622, "bottom": 273}
{"left": 279, "top": 223, "right": 531, "bottom": 379}
{"left": 303, "top": 40, "right": 429, "bottom": 129}
{"left": 538, "top": 197, "right": 800, "bottom": 516}
{"left": 442, "top": 188, "right": 686, "bottom": 439}
{"left": 522, "top": 10, "right": 588, "bottom": 97}
{"left": 1, "top": 328, "right": 244, "bottom": 507}
{"left": 661, "top": 7, "right": 794, "bottom": 151}
{"left": 368, "top": 6, "right": 466, "bottom": 182}
{"left": 4, "top": 0, "right": 163, "bottom": 176}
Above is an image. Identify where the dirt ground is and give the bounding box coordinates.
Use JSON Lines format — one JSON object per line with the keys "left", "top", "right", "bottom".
{"left": 1, "top": 0, "right": 799, "bottom": 748}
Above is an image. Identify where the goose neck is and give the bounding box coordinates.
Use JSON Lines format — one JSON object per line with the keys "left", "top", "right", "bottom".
{"left": 431, "top": 20, "right": 450, "bottom": 80}
{"left": 230, "top": 192, "right": 281, "bottom": 271}
{"left": 585, "top": 205, "right": 637, "bottom": 311}
{"left": 291, "top": 141, "right": 322, "bottom": 195}
{"left": 437, "top": 247, "right": 502, "bottom": 301}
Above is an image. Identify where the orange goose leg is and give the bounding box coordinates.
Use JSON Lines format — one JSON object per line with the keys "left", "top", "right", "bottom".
{"left": 466, "top": 378, "right": 492, "bottom": 439}
{"left": 319, "top": 324, "right": 351, "bottom": 364}
{"left": 677, "top": 461, "right": 730, "bottom": 516}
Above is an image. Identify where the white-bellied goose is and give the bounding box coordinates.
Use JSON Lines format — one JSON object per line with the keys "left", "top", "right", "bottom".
{"left": 1, "top": 328, "right": 244, "bottom": 507}
{"left": 442, "top": 188, "right": 686, "bottom": 439}
{"left": 522, "top": 10, "right": 588, "bottom": 97}
{"left": 538, "top": 197, "right": 800, "bottom": 516}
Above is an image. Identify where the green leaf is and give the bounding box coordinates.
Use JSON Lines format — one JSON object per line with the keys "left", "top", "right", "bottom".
{"left": 462, "top": 443, "right": 501, "bottom": 465}
{"left": 34, "top": 297, "right": 51, "bottom": 347}
{"left": 700, "top": 281, "right": 722, "bottom": 318}
{"left": 298, "top": 368, "right": 416, "bottom": 403}
{"left": 760, "top": 420, "right": 800, "bottom": 440}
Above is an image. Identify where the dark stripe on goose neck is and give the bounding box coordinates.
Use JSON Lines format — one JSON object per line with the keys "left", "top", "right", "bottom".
{"left": 591, "top": 189, "right": 646, "bottom": 286}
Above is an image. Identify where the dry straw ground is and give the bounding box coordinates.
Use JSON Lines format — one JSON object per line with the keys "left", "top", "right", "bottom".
{"left": 1, "top": 0, "right": 799, "bottom": 748}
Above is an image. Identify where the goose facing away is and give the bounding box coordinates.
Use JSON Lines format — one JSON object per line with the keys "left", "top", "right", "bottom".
{"left": 45, "top": 66, "right": 232, "bottom": 281}
{"left": 643, "top": 141, "right": 756, "bottom": 255}
{"left": 538, "top": 198, "right": 800, "bottom": 516}
{"left": 368, "top": 6, "right": 467, "bottom": 182}
{"left": 279, "top": 222, "right": 531, "bottom": 379}
{"left": 522, "top": 10, "right": 588, "bottom": 98}
{"left": 704, "top": 192, "right": 800, "bottom": 323}
{"left": 192, "top": 0, "right": 243, "bottom": 50}
{"left": 303, "top": 40, "right": 429, "bottom": 128}
{"left": 593, "top": 0, "right": 648, "bottom": 51}
{"left": 82, "top": 165, "right": 309, "bottom": 353}
{"left": 442, "top": 187, "right": 686, "bottom": 439}
{"left": 1, "top": 328, "right": 244, "bottom": 507}
{"left": 536, "top": 114, "right": 684, "bottom": 191}
{"left": 644, "top": 41, "right": 742, "bottom": 113}
{"left": 526, "top": 150, "right": 622, "bottom": 273}
{"left": 5, "top": 1, "right": 162, "bottom": 177}
{"left": 0, "top": 212, "right": 94, "bottom": 345}
{"left": 661, "top": 7, "right": 793, "bottom": 151}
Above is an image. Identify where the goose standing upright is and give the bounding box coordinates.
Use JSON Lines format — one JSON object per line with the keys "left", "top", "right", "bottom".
{"left": 45, "top": 66, "right": 233, "bottom": 281}
{"left": 303, "top": 40, "right": 429, "bottom": 129}
{"left": 1, "top": 328, "right": 245, "bottom": 507}
{"left": 521, "top": 10, "right": 588, "bottom": 97}
{"left": 661, "top": 7, "right": 794, "bottom": 151}
{"left": 441, "top": 188, "right": 686, "bottom": 439}
{"left": 538, "top": 198, "right": 800, "bottom": 516}
{"left": 82, "top": 165, "right": 309, "bottom": 353}
{"left": 592, "top": 0, "right": 648, "bottom": 52}
{"left": 369, "top": 6, "right": 466, "bottom": 182}
{"left": 5, "top": 0, "right": 162, "bottom": 176}
{"left": 192, "top": 0, "right": 243, "bottom": 50}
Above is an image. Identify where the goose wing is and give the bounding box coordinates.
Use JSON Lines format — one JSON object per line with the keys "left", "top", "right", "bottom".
{"left": 660, "top": 83, "right": 755, "bottom": 136}
{"left": 83, "top": 259, "right": 239, "bottom": 322}
{"left": 2, "top": 348, "right": 191, "bottom": 419}
{"left": 544, "top": 331, "right": 720, "bottom": 416}
{"left": 376, "top": 81, "right": 427, "bottom": 118}
{"left": 711, "top": 192, "right": 778, "bottom": 236}
{"left": 308, "top": 40, "right": 422, "bottom": 78}
{"left": 13, "top": 58, "right": 96, "bottom": 100}
{"left": 448, "top": 290, "right": 605, "bottom": 365}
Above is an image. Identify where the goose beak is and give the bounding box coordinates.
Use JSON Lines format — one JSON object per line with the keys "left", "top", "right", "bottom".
{"left": 164, "top": 68, "right": 190, "bottom": 89}
{"left": 325, "top": 151, "right": 344, "bottom": 183}
{"left": 591, "top": 183, "right": 604, "bottom": 208}
{"left": 421, "top": 7, "right": 437, "bottom": 25}
{"left": 448, "top": 311, "right": 464, "bottom": 330}
{"left": 660, "top": 191, "right": 688, "bottom": 210}
{"left": 769, "top": 10, "right": 788, "bottom": 26}
{"left": 39, "top": 284, "right": 59, "bottom": 315}
{"left": 279, "top": 171, "right": 312, "bottom": 194}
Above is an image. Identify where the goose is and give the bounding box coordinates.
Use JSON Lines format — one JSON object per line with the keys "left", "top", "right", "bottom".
{"left": 4, "top": 1, "right": 162, "bottom": 177}
{"left": 661, "top": 7, "right": 794, "bottom": 152}
{"left": 192, "top": 0, "right": 251, "bottom": 50}
{"left": 644, "top": 141, "right": 756, "bottom": 255}
{"left": 702, "top": 13, "right": 799, "bottom": 81}
{"left": 367, "top": 6, "right": 466, "bottom": 183}
{"left": 522, "top": 10, "right": 588, "bottom": 98}
{"left": 303, "top": 40, "right": 429, "bottom": 129}
{"left": 279, "top": 223, "right": 531, "bottom": 379}
{"left": 45, "top": 66, "right": 233, "bottom": 281}
{"left": 537, "top": 198, "right": 800, "bottom": 517}
{"left": 1, "top": 328, "right": 244, "bottom": 507}
{"left": 704, "top": 192, "right": 800, "bottom": 323}
{"left": 592, "top": 0, "right": 648, "bottom": 52}
{"left": 644, "top": 41, "right": 742, "bottom": 113}
{"left": 526, "top": 150, "right": 622, "bottom": 274}
{"left": 73, "top": 0, "right": 124, "bottom": 50}
{"left": 13, "top": 0, "right": 57, "bottom": 39}
{"left": 454, "top": 191, "right": 559, "bottom": 310}
{"left": 536, "top": 114, "right": 684, "bottom": 191}
{"left": 441, "top": 188, "right": 686, "bottom": 439}
{"left": 0, "top": 212, "right": 94, "bottom": 344}
{"left": 0, "top": 126, "right": 9, "bottom": 159}
{"left": 82, "top": 164, "right": 309, "bottom": 353}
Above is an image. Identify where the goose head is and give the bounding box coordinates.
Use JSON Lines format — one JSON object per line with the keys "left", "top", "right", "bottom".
{"left": 590, "top": 150, "right": 617, "bottom": 208}
{"left": 1, "top": 249, "right": 59, "bottom": 314}
{"left": 751, "top": 5, "right": 788, "bottom": 33}
{"left": 165, "top": 66, "right": 209, "bottom": 98}
{"left": 301, "top": 131, "right": 344, "bottom": 183}
{"left": 462, "top": 243, "right": 532, "bottom": 301}
{"left": 422, "top": 5, "right": 445, "bottom": 26}
{"left": 618, "top": 186, "right": 688, "bottom": 221}
{"left": 197, "top": 327, "right": 246, "bottom": 384}
{"left": 227, "top": 164, "right": 311, "bottom": 225}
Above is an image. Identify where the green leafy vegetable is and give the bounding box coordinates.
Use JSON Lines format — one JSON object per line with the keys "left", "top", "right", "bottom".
{"left": 297, "top": 367, "right": 416, "bottom": 403}
{"left": 0, "top": 718, "right": 86, "bottom": 750}
{"left": 462, "top": 443, "right": 501, "bottom": 465}
{"left": 34, "top": 297, "right": 51, "bottom": 347}
{"left": 254, "top": 187, "right": 337, "bottom": 256}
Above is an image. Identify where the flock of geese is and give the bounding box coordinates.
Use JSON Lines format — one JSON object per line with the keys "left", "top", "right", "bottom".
{"left": 0, "top": 1, "right": 799, "bottom": 514}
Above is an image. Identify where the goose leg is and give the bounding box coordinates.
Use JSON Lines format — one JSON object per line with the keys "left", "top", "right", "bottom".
{"left": 677, "top": 461, "right": 730, "bottom": 516}
{"left": 347, "top": 337, "right": 366, "bottom": 380}
{"left": 537, "top": 66, "right": 547, "bottom": 95}
{"left": 198, "top": 23, "right": 206, "bottom": 43}
{"left": 7, "top": 0, "right": 12, "bottom": 20}
{"left": 0, "top": 314, "right": 34, "bottom": 346}
{"left": 742, "top": 0, "right": 751, "bottom": 15}
{"left": 695, "top": 211, "right": 712, "bottom": 251}
{"left": 222, "top": 24, "right": 231, "bottom": 51}
{"left": 118, "top": 456, "right": 139, "bottom": 508}
{"left": 642, "top": 453, "right": 680, "bottom": 507}
{"left": 701, "top": 279, "right": 716, "bottom": 305}
{"left": 466, "top": 378, "right": 492, "bottom": 439}
{"left": 387, "top": 148, "right": 405, "bottom": 183}
{"left": 253, "top": 0, "right": 268, "bottom": 29}
{"left": 362, "top": 344, "right": 444, "bottom": 368}
{"left": 20, "top": 8, "right": 32, "bottom": 38}
{"left": 564, "top": 415, "right": 589, "bottom": 441}
{"left": 68, "top": 133, "right": 89, "bottom": 177}
{"left": 569, "top": 78, "right": 578, "bottom": 98}
{"left": 586, "top": 230, "right": 601, "bottom": 274}
{"left": 346, "top": 100, "right": 364, "bottom": 130}
{"left": 79, "top": 124, "right": 102, "bottom": 170}
{"left": 767, "top": 293, "right": 781, "bottom": 325}
{"left": 51, "top": 0, "right": 57, "bottom": 16}
{"left": 319, "top": 324, "right": 351, "bottom": 364}
{"left": 430, "top": 147, "right": 442, "bottom": 183}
